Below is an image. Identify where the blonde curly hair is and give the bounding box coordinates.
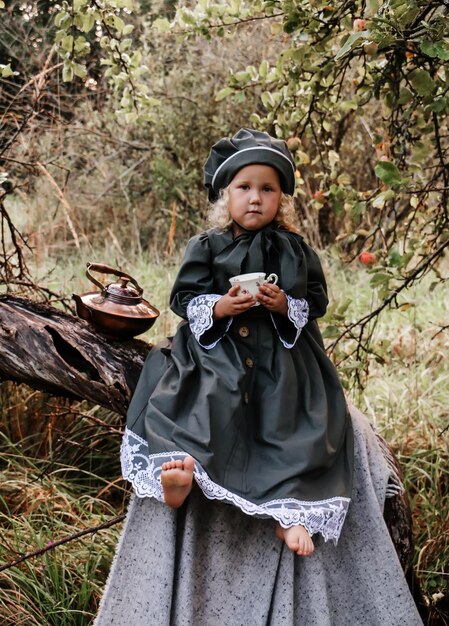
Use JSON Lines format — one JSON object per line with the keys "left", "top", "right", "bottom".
{"left": 208, "top": 187, "right": 300, "bottom": 233}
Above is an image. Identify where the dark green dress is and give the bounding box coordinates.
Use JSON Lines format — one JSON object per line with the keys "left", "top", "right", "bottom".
{"left": 121, "top": 224, "right": 354, "bottom": 543}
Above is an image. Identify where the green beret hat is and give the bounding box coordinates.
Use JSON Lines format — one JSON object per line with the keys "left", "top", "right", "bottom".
{"left": 204, "top": 128, "right": 296, "bottom": 201}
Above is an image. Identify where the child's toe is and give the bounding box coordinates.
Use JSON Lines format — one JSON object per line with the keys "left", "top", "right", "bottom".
{"left": 275, "top": 525, "right": 285, "bottom": 541}
{"left": 287, "top": 534, "right": 299, "bottom": 550}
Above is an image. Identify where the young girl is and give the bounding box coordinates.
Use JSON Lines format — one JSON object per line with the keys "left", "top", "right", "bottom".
{"left": 121, "top": 128, "right": 354, "bottom": 556}
{"left": 96, "top": 130, "right": 423, "bottom": 626}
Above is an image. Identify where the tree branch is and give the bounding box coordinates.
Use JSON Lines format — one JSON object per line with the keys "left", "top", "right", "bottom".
{"left": 0, "top": 514, "right": 126, "bottom": 573}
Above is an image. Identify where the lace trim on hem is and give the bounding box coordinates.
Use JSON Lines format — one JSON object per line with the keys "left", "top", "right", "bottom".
{"left": 186, "top": 294, "right": 232, "bottom": 349}
{"left": 121, "top": 427, "right": 350, "bottom": 544}
{"left": 271, "top": 294, "right": 309, "bottom": 349}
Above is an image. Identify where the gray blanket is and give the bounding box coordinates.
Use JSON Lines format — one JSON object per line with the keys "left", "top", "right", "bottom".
{"left": 94, "top": 407, "right": 423, "bottom": 625}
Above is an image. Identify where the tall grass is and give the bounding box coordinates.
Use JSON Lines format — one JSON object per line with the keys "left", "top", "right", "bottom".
{"left": 324, "top": 259, "right": 449, "bottom": 602}
{"left": 0, "top": 249, "right": 447, "bottom": 624}
{"left": 0, "top": 397, "right": 127, "bottom": 625}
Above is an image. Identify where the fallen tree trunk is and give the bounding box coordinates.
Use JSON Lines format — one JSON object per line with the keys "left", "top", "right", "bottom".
{"left": 0, "top": 294, "right": 429, "bottom": 621}
{"left": 0, "top": 294, "right": 150, "bottom": 415}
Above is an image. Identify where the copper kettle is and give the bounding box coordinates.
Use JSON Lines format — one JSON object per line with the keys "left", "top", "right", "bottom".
{"left": 73, "top": 262, "right": 160, "bottom": 340}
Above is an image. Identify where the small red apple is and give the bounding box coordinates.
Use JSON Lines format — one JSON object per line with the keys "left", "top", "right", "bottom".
{"left": 359, "top": 251, "right": 376, "bottom": 266}
{"left": 353, "top": 18, "right": 367, "bottom": 32}
{"left": 313, "top": 190, "right": 325, "bottom": 204}
{"left": 287, "top": 136, "right": 301, "bottom": 151}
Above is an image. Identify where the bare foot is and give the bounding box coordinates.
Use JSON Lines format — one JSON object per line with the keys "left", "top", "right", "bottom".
{"left": 161, "top": 456, "right": 195, "bottom": 508}
{"left": 275, "top": 523, "right": 314, "bottom": 556}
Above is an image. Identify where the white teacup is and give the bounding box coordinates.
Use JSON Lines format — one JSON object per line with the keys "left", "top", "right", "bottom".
{"left": 229, "top": 272, "right": 278, "bottom": 306}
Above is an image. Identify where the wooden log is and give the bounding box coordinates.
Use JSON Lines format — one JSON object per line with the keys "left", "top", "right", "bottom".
{"left": 0, "top": 294, "right": 149, "bottom": 415}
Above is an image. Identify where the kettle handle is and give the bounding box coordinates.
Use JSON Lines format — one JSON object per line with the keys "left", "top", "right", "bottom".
{"left": 86, "top": 262, "right": 143, "bottom": 295}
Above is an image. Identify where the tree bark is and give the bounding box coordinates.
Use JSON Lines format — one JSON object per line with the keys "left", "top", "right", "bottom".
{"left": 0, "top": 294, "right": 428, "bottom": 619}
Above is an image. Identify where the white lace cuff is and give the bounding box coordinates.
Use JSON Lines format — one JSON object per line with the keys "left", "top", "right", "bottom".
{"left": 271, "top": 295, "right": 309, "bottom": 349}
{"left": 121, "top": 427, "right": 350, "bottom": 544}
{"left": 186, "top": 294, "right": 232, "bottom": 349}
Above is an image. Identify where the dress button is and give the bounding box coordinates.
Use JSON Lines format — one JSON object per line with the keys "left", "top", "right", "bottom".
{"left": 245, "top": 357, "right": 254, "bottom": 368}
{"left": 239, "top": 326, "right": 250, "bottom": 338}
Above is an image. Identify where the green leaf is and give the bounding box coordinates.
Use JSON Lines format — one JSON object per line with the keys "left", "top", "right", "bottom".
{"left": 152, "top": 17, "right": 171, "bottom": 32}
{"left": 249, "top": 113, "right": 262, "bottom": 126}
{"left": 396, "top": 5, "right": 420, "bottom": 26}
{"left": 179, "top": 9, "right": 197, "bottom": 26}
{"left": 410, "top": 141, "right": 427, "bottom": 163}
{"left": 259, "top": 60, "right": 269, "bottom": 79}
{"left": 261, "top": 91, "right": 274, "bottom": 108}
{"left": 340, "top": 99, "right": 358, "bottom": 112}
{"left": 388, "top": 249, "right": 402, "bottom": 267}
{"left": 372, "top": 189, "right": 395, "bottom": 208}
{"left": 384, "top": 92, "right": 396, "bottom": 109}
{"left": 60, "top": 35, "right": 74, "bottom": 52}
{"left": 420, "top": 39, "right": 437, "bottom": 58}
{"left": 54, "top": 11, "right": 70, "bottom": 28}
{"left": 62, "top": 63, "right": 74, "bottom": 82}
{"left": 397, "top": 87, "right": 413, "bottom": 105}
{"left": 234, "top": 70, "right": 250, "bottom": 82}
{"left": 337, "top": 298, "right": 352, "bottom": 315}
{"left": 215, "top": 87, "right": 234, "bottom": 101}
{"left": 409, "top": 69, "right": 436, "bottom": 96}
{"left": 234, "top": 92, "right": 246, "bottom": 104}
{"left": 374, "top": 161, "right": 402, "bottom": 186}
{"left": 335, "top": 32, "right": 367, "bottom": 61}
{"left": 429, "top": 97, "right": 447, "bottom": 113}
{"left": 1, "top": 63, "right": 14, "bottom": 78}
{"left": 245, "top": 65, "right": 259, "bottom": 79}
{"left": 111, "top": 15, "right": 126, "bottom": 32}
{"left": 369, "top": 272, "right": 391, "bottom": 287}
{"left": 420, "top": 40, "right": 449, "bottom": 61}
{"left": 79, "top": 13, "right": 95, "bottom": 33}
{"left": 350, "top": 201, "right": 366, "bottom": 218}
{"left": 283, "top": 16, "right": 299, "bottom": 34}
{"left": 120, "top": 38, "right": 133, "bottom": 53}
{"left": 337, "top": 173, "right": 351, "bottom": 185}
{"left": 74, "top": 36, "right": 90, "bottom": 55}
{"left": 122, "top": 24, "right": 134, "bottom": 36}
{"left": 73, "top": 62, "right": 87, "bottom": 78}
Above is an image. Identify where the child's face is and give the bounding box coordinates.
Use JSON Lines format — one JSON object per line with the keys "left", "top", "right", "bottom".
{"left": 227, "top": 164, "right": 282, "bottom": 236}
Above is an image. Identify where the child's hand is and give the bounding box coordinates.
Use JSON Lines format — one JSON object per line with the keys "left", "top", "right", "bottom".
{"left": 213, "top": 284, "right": 256, "bottom": 319}
{"left": 256, "top": 283, "right": 288, "bottom": 316}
